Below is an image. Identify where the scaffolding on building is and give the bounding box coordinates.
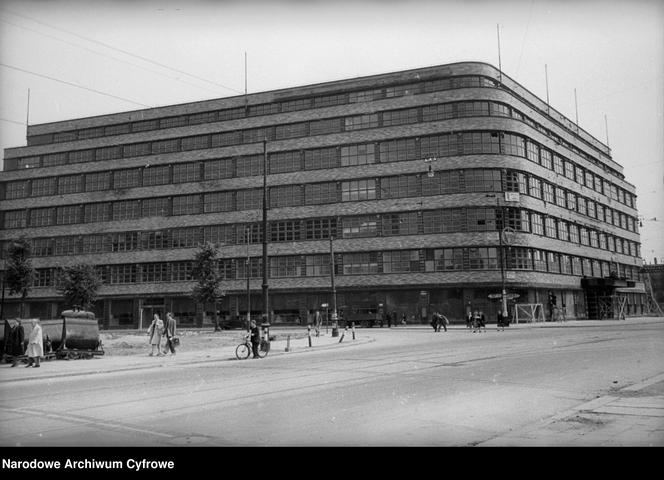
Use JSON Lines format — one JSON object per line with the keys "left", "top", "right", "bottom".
{"left": 513, "top": 303, "right": 545, "bottom": 324}
{"left": 642, "top": 270, "right": 664, "bottom": 316}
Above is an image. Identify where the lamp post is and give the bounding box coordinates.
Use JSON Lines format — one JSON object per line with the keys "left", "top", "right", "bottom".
{"left": 329, "top": 235, "right": 338, "bottom": 324}
{"left": 262, "top": 139, "right": 269, "bottom": 325}
{"left": 246, "top": 226, "right": 251, "bottom": 331}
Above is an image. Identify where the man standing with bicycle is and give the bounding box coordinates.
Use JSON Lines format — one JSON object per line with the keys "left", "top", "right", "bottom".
{"left": 249, "top": 320, "right": 261, "bottom": 359}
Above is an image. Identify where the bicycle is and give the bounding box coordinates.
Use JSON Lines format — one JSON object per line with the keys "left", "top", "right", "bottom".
{"left": 235, "top": 334, "right": 270, "bottom": 360}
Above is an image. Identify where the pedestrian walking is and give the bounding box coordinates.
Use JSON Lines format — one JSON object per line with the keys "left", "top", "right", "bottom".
{"left": 147, "top": 313, "right": 165, "bottom": 356}
{"left": 313, "top": 310, "right": 322, "bottom": 337}
{"left": 472, "top": 310, "right": 481, "bottom": 333}
{"left": 162, "top": 312, "right": 177, "bottom": 355}
{"left": 430, "top": 312, "right": 439, "bottom": 332}
{"left": 388, "top": 311, "right": 395, "bottom": 328}
{"left": 5, "top": 320, "right": 25, "bottom": 367}
{"left": 438, "top": 313, "right": 449, "bottom": 332}
{"left": 25, "top": 319, "right": 43, "bottom": 368}
{"left": 401, "top": 313, "right": 407, "bottom": 325}
{"left": 497, "top": 310, "right": 505, "bottom": 331}
{"left": 479, "top": 311, "right": 487, "bottom": 332}
{"left": 466, "top": 311, "right": 473, "bottom": 330}
{"left": 249, "top": 319, "right": 261, "bottom": 359}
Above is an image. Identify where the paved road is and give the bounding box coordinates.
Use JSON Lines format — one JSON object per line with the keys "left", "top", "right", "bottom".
{"left": 1, "top": 320, "right": 663, "bottom": 446}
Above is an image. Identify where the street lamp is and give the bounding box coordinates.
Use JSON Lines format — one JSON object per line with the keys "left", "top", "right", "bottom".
{"left": 262, "top": 139, "right": 269, "bottom": 325}
{"left": 246, "top": 226, "right": 251, "bottom": 331}
{"left": 329, "top": 235, "right": 338, "bottom": 325}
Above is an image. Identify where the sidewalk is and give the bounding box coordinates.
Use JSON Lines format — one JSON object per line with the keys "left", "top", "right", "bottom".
{"left": 0, "top": 329, "right": 372, "bottom": 384}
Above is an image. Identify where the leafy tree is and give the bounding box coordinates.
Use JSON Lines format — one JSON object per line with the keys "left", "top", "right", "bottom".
{"left": 5, "top": 238, "right": 35, "bottom": 318}
{"left": 191, "top": 242, "right": 224, "bottom": 331}
{"left": 57, "top": 264, "right": 102, "bottom": 311}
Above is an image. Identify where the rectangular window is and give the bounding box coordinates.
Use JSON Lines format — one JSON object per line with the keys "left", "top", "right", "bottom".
{"left": 151, "top": 138, "right": 180, "bottom": 154}
{"left": 29, "top": 207, "right": 54, "bottom": 227}
{"left": 237, "top": 257, "right": 262, "bottom": 279}
{"left": 349, "top": 89, "right": 383, "bottom": 103}
{"left": 242, "top": 127, "right": 272, "bottom": 144}
{"left": 579, "top": 227, "right": 589, "bottom": 246}
{"left": 567, "top": 192, "right": 577, "bottom": 211}
{"left": 181, "top": 135, "right": 210, "bottom": 151}
{"left": 236, "top": 154, "right": 263, "bottom": 177}
{"left": 305, "top": 218, "right": 337, "bottom": 240}
{"left": 203, "top": 191, "right": 234, "bottom": 213}
{"left": 270, "top": 220, "right": 301, "bottom": 242}
{"left": 540, "top": 149, "right": 553, "bottom": 170}
{"left": 105, "top": 123, "right": 131, "bottom": 136}
{"left": 531, "top": 213, "right": 543, "bottom": 235}
{"left": 270, "top": 256, "right": 301, "bottom": 277}
{"left": 305, "top": 255, "right": 330, "bottom": 276}
{"left": 340, "top": 144, "right": 375, "bottom": 166}
{"left": 275, "top": 122, "right": 308, "bottom": 140}
{"left": 113, "top": 168, "right": 141, "bottom": 189}
{"left": 84, "top": 203, "right": 109, "bottom": 223}
{"left": 41, "top": 152, "right": 67, "bottom": 167}
{"left": 109, "top": 264, "right": 137, "bottom": 284}
{"left": 526, "top": 141, "right": 539, "bottom": 163}
{"left": 159, "top": 116, "right": 188, "bottom": 129}
{"left": 341, "top": 179, "right": 376, "bottom": 201}
{"left": 58, "top": 175, "right": 84, "bottom": 195}
{"left": 85, "top": 171, "right": 111, "bottom": 192}
{"left": 382, "top": 212, "right": 418, "bottom": 236}
{"left": 457, "top": 101, "right": 490, "bottom": 117}
{"left": 95, "top": 146, "right": 122, "bottom": 161}
{"left": 142, "top": 263, "right": 170, "bottom": 283}
{"left": 217, "top": 107, "right": 245, "bottom": 121}
{"left": 464, "top": 169, "right": 501, "bottom": 192}
{"left": 422, "top": 103, "right": 455, "bottom": 122}
{"left": 544, "top": 217, "right": 557, "bottom": 238}
{"left": 569, "top": 224, "right": 579, "bottom": 244}
{"left": 281, "top": 98, "right": 312, "bottom": 112}
{"left": 69, "top": 149, "right": 94, "bottom": 163}
{"left": 343, "top": 215, "right": 378, "bottom": 238}
{"left": 171, "top": 261, "right": 193, "bottom": 281}
{"left": 380, "top": 175, "right": 420, "bottom": 199}
{"left": 171, "top": 228, "right": 201, "bottom": 249}
{"left": 383, "top": 250, "right": 420, "bottom": 273}
{"left": 507, "top": 247, "right": 532, "bottom": 270}
{"left": 211, "top": 130, "right": 242, "bottom": 148}
{"left": 385, "top": 83, "right": 420, "bottom": 98}
{"left": 379, "top": 138, "right": 418, "bottom": 163}
{"left": 468, "top": 247, "right": 498, "bottom": 269}
{"left": 382, "top": 108, "right": 419, "bottom": 127}
{"left": 172, "top": 195, "right": 201, "bottom": 216}
{"left": 548, "top": 252, "right": 561, "bottom": 273}
{"left": 304, "top": 148, "right": 338, "bottom": 170}
{"left": 4, "top": 210, "right": 27, "bottom": 229}
{"left": 555, "top": 187, "right": 566, "bottom": 207}
{"left": 269, "top": 185, "right": 302, "bottom": 208}
{"left": 204, "top": 158, "right": 235, "bottom": 180}
{"left": 34, "top": 269, "right": 52, "bottom": 287}
{"left": 142, "top": 231, "right": 169, "bottom": 250}
{"left": 304, "top": 182, "right": 338, "bottom": 205}
{"left": 5, "top": 181, "right": 28, "bottom": 199}
{"left": 557, "top": 220, "right": 569, "bottom": 241}
{"left": 342, "top": 252, "right": 379, "bottom": 275}
{"left": 32, "top": 238, "right": 54, "bottom": 257}
{"left": 110, "top": 232, "right": 139, "bottom": 252}
{"left": 188, "top": 111, "right": 218, "bottom": 125}
{"left": 543, "top": 183, "right": 554, "bottom": 203}
{"left": 313, "top": 93, "right": 347, "bottom": 108}
{"left": 309, "top": 118, "right": 343, "bottom": 136}
{"left": 236, "top": 189, "right": 262, "bottom": 211}
{"left": 124, "top": 142, "right": 151, "bottom": 158}
{"left": 55, "top": 205, "right": 79, "bottom": 225}
{"left": 204, "top": 225, "right": 235, "bottom": 246}
{"left": 31, "top": 177, "right": 57, "bottom": 196}
{"left": 533, "top": 249, "right": 547, "bottom": 271}
{"left": 172, "top": 162, "right": 200, "bottom": 183}
{"left": 112, "top": 200, "right": 140, "bottom": 221}
{"left": 82, "top": 235, "right": 108, "bottom": 254}
{"left": 132, "top": 119, "right": 159, "bottom": 132}
{"left": 344, "top": 114, "right": 379, "bottom": 131}
{"left": 141, "top": 197, "right": 170, "bottom": 217}
{"left": 529, "top": 177, "right": 542, "bottom": 199}
{"left": 577, "top": 197, "right": 587, "bottom": 215}
{"left": 142, "top": 165, "right": 170, "bottom": 186}
{"left": 269, "top": 151, "right": 301, "bottom": 174}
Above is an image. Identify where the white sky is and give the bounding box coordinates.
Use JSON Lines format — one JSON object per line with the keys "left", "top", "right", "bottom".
{"left": 1, "top": 0, "right": 662, "bottom": 263}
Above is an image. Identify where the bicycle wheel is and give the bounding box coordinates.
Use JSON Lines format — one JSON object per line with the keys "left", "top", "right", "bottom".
{"left": 235, "top": 343, "right": 250, "bottom": 360}
{"left": 257, "top": 340, "right": 270, "bottom": 358}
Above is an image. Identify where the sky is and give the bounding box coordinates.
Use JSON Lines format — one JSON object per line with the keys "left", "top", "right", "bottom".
{"left": 0, "top": 0, "right": 662, "bottom": 263}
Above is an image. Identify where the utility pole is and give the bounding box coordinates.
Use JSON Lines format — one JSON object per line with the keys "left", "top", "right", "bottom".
{"left": 262, "top": 139, "right": 269, "bottom": 324}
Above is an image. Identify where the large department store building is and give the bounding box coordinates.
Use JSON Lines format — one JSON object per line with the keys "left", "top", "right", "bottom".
{"left": 0, "top": 61, "right": 646, "bottom": 328}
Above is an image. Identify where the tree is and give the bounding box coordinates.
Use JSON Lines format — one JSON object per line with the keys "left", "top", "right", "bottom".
{"left": 57, "top": 264, "right": 102, "bottom": 311}
{"left": 191, "top": 242, "right": 224, "bottom": 331}
{"left": 5, "top": 238, "right": 35, "bottom": 318}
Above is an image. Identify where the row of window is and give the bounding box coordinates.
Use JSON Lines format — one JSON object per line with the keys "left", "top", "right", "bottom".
{"left": 26, "top": 75, "right": 497, "bottom": 147}
{"left": 26, "top": 246, "right": 641, "bottom": 288}
{"left": 9, "top": 94, "right": 623, "bottom": 191}
{"left": 22, "top": 71, "right": 611, "bottom": 175}
{"left": 4, "top": 204, "right": 640, "bottom": 265}
{"left": 1, "top": 164, "right": 640, "bottom": 241}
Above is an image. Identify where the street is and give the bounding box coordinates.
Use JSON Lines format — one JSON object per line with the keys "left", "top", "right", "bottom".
{"left": 1, "top": 321, "right": 663, "bottom": 446}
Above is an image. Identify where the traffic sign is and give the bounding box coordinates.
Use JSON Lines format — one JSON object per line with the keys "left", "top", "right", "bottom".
{"left": 488, "top": 293, "right": 502, "bottom": 299}
{"left": 488, "top": 293, "right": 520, "bottom": 300}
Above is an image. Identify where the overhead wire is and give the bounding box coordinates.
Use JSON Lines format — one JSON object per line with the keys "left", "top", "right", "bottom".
{"left": 0, "top": 7, "right": 244, "bottom": 95}
{"left": 0, "top": 62, "right": 152, "bottom": 107}
{"left": 0, "top": 16, "right": 228, "bottom": 96}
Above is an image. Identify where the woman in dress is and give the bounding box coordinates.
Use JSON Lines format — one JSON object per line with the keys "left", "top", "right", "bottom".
{"left": 147, "top": 314, "right": 165, "bottom": 356}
